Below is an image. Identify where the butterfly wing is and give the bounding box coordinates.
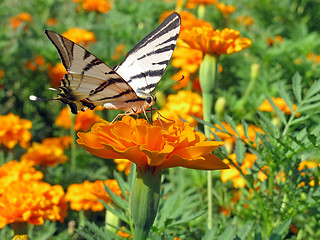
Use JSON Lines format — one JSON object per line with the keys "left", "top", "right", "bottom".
{"left": 114, "top": 12, "right": 181, "bottom": 98}
{"left": 45, "top": 30, "right": 139, "bottom": 113}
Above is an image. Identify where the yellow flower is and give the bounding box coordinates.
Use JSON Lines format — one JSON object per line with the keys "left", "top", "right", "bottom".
{"left": 77, "top": 116, "right": 228, "bottom": 173}
{"left": 48, "top": 62, "right": 66, "bottom": 88}
{"left": 9, "top": 12, "right": 32, "bottom": 30}
{"left": 73, "top": 0, "right": 111, "bottom": 13}
{"left": 258, "top": 97, "right": 299, "bottom": 116}
{"left": 55, "top": 107, "right": 101, "bottom": 131}
{"left": 114, "top": 159, "right": 132, "bottom": 175}
{"left": 179, "top": 26, "right": 251, "bottom": 56}
{"left": 155, "top": 90, "right": 203, "bottom": 126}
{"left": 21, "top": 136, "right": 70, "bottom": 167}
{"left": 0, "top": 180, "right": 67, "bottom": 228}
{"left": 12, "top": 235, "right": 30, "bottom": 240}
{"left": 0, "top": 113, "right": 32, "bottom": 149}
{"left": 0, "top": 160, "right": 44, "bottom": 196}
{"left": 220, "top": 153, "right": 258, "bottom": 188}
{"left": 215, "top": 3, "right": 236, "bottom": 16}
{"left": 62, "top": 28, "right": 96, "bottom": 46}
{"left": 65, "top": 179, "right": 121, "bottom": 211}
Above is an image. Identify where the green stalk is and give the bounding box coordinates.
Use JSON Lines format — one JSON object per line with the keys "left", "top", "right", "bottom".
{"left": 199, "top": 54, "right": 218, "bottom": 230}
{"left": 12, "top": 222, "right": 28, "bottom": 235}
{"left": 131, "top": 167, "right": 161, "bottom": 240}
{"left": 70, "top": 114, "right": 76, "bottom": 172}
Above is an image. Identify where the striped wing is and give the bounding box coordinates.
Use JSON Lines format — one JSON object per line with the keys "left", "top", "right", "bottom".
{"left": 114, "top": 12, "right": 181, "bottom": 98}
{"left": 45, "top": 30, "right": 139, "bottom": 113}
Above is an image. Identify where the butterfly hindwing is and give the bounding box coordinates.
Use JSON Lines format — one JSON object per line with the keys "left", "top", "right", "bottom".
{"left": 114, "top": 12, "right": 181, "bottom": 98}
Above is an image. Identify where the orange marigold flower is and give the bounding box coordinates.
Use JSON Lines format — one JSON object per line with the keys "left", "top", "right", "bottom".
{"left": 35, "top": 55, "right": 45, "bottom": 66}
{"left": 215, "top": 3, "right": 236, "bottom": 16}
{"left": 48, "top": 62, "right": 66, "bottom": 88}
{"left": 258, "top": 97, "right": 299, "bottom": 115}
{"left": 74, "top": 0, "right": 111, "bottom": 13}
{"left": 267, "top": 35, "right": 283, "bottom": 46}
{"left": 114, "top": 159, "right": 132, "bottom": 175}
{"left": 187, "top": 0, "right": 217, "bottom": 5}
{"left": 236, "top": 15, "right": 255, "bottom": 26}
{"left": 211, "top": 122, "right": 264, "bottom": 146}
{"left": 298, "top": 160, "right": 320, "bottom": 171}
{"left": 172, "top": 47, "right": 203, "bottom": 73}
{"left": 9, "top": 12, "right": 32, "bottom": 30}
{"left": 62, "top": 28, "right": 96, "bottom": 46}
{"left": 46, "top": 18, "right": 58, "bottom": 26}
{"left": 171, "top": 70, "right": 200, "bottom": 90}
{"left": 0, "top": 69, "right": 4, "bottom": 79}
{"left": 65, "top": 179, "right": 121, "bottom": 211}
{"left": 117, "top": 227, "right": 132, "bottom": 238}
{"left": 307, "top": 52, "right": 320, "bottom": 65}
{"left": 0, "top": 160, "right": 43, "bottom": 195}
{"left": 160, "top": 11, "right": 211, "bottom": 31}
{"left": 0, "top": 180, "right": 67, "bottom": 228}
{"left": 21, "top": 137, "right": 70, "bottom": 167}
{"left": 154, "top": 90, "right": 203, "bottom": 126}
{"left": 220, "top": 153, "right": 258, "bottom": 188}
{"left": 179, "top": 26, "right": 251, "bottom": 56}
{"left": 77, "top": 116, "right": 228, "bottom": 173}
{"left": 112, "top": 44, "right": 126, "bottom": 60}
{"left": 55, "top": 107, "right": 101, "bottom": 131}
{"left": 0, "top": 113, "right": 32, "bottom": 149}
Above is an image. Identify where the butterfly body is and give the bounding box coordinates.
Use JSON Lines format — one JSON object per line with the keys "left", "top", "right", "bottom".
{"left": 32, "top": 12, "right": 181, "bottom": 118}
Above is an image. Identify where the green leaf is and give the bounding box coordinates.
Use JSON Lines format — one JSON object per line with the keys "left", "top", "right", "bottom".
{"left": 253, "top": 224, "right": 262, "bottom": 240}
{"left": 235, "top": 140, "right": 246, "bottom": 166}
{"left": 113, "top": 171, "right": 130, "bottom": 200}
{"left": 241, "top": 120, "right": 250, "bottom": 143}
{"left": 269, "top": 218, "right": 292, "bottom": 240}
{"left": 298, "top": 102, "right": 320, "bottom": 112}
{"left": 103, "top": 183, "right": 128, "bottom": 209}
{"left": 217, "top": 225, "right": 236, "bottom": 240}
{"left": 292, "top": 72, "right": 302, "bottom": 103}
{"left": 265, "top": 95, "right": 287, "bottom": 125}
{"left": 305, "top": 80, "right": 320, "bottom": 100}
{"left": 237, "top": 222, "right": 254, "bottom": 239}
{"left": 224, "top": 114, "right": 241, "bottom": 138}
{"left": 257, "top": 112, "right": 280, "bottom": 138}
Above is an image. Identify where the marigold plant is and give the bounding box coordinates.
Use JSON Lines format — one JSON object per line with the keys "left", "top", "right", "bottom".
{"left": 77, "top": 116, "right": 228, "bottom": 173}
{"left": 179, "top": 26, "right": 251, "bottom": 56}
{"left": 55, "top": 108, "right": 101, "bottom": 131}
{"left": 155, "top": 90, "right": 203, "bottom": 126}
{"left": 0, "top": 180, "right": 67, "bottom": 228}
{"left": 65, "top": 179, "right": 121, "bottom": 211}
{"left": 258, "top": 97, "right": 299, "bottom": 115}
{"left": 73, "top": 0, "right": 111, "bottom": 13}
{"left": 62, "top": 28, "right": 96, "bottom": 46}
{"left": 21, "top": 136, "right": 71, "bottom": 166}
{"left": 9, "top": 12, "right": 32, "bottom": 29}
{"left": 0, "top": 160, "right": 43, "bottom": 195}
{"left": 0, "top": 113, "right": 32, "bottom": 149}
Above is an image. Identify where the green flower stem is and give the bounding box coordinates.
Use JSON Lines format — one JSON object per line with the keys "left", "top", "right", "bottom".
{"left": 131, "top": 167, "right": 161, "bottom": 240}
{"left": 70, "top": 114, "right": 76, "bottom": 172}
{"left": 12, "top": 222, "right": 28, "bottom": 235}
{"left": 199, "top": 54, "right": 218, "bottom": 230}
{"left": 105, "top": 210, "right": 120, "bottom": 232}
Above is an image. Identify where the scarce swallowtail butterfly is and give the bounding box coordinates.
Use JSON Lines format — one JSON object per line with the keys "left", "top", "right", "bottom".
{"left": 30, "top": 12, "right": 181, "bottom": 122}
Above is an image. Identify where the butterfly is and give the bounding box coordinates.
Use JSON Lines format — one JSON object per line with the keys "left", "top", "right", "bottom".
{"left": 30, "top": 12, "right": 181, "bottom": 122}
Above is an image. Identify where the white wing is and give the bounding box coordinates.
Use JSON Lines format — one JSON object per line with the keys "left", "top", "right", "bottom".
{"left": 114, "top": 12, "right": 181, "bottom": 98}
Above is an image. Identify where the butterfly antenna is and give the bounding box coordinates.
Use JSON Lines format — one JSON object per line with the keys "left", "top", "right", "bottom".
{"left": 153, "top": 75, "right": 184, "bottom": 95}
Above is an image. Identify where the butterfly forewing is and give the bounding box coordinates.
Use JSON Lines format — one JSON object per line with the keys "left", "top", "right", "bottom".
{"left": 114, "top": 12, "right": 181, "bottom": 98}
{"left": 41, "top": 12, "right": 181, "bottom": 115}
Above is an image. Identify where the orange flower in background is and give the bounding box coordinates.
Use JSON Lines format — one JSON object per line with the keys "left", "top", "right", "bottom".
{"left": 25, "top": 55, "right": 45, "bottom": 71}
{"left": 160, "top": 11, "right": 211, "bottom": 31}
{"left": 0, "top": 180, "right": 67, "bottom": 228}
{"left": 179, "top": 26, "right": 251, "bottom": 56}
{"left": 114, "top": 159, "right": 132, "bottom": 175}
{"left": 220, "top": 153, "right": 258, "bottom": 188}
{"left": 211, "top": 122, "right": 264, "bottom": 146}
{"left": 186, "top": 0, "right": 217, "bottom": 8}
{"left": 0, "top": 70, "right": 4, "bottom": 79}
{"left": 172, "top": 47, "right": 203, "bottom": 73}
{"left": 46, "top": 18, "right": 58, "bottom": 26}
{"left": 112, "top": 44, "right": 126, "bottom": 60}
{"left": 298, "top": 161, "right": 320, "bottom": 171}
{"left": 65, "top": 179, "right": 121, "bottom": 211}
{"left": 155, "top": 90, "right": 203, "bottom": 126}
{"left": 307, "top": 52, "right": 320, "bottom": 65}
{"left": 9, "top": 12, "right": 32, "bottom": 29}
{"left": 48, "top": 62, "right": 66, "bottom": 88}
{"left": 171, "top": 70, "right": 200, "bottom": 90}
{"left": 21, "top": 136, "right": 70, "bottom": 167}
{"left": 73, "top": 0, "right": 111, "bottom": 13}
{"left": 0, "top": 113, "right": 32, "bottom": 149}
{"left": 215, "top": 3, "right": 236, "bottom": 16}
{"left": 0, "top": 161, "right": 44, "bottom": 195}
{"left": 236, "top": 15, "right": 255, "bottom": 26}
{"left": 62, "top": 28, "right": 96, "bottom": 46}
{"left": 258, "top": 97, "right": 299, "bottom": 115}
{"left": 78, "top": 116, "right": 228, "bottom": 173}
{"left": 267, "top": 36, "right": 283, "bottom": 46}
{"left": 55, "top": 107, "right": 101, "bottom": 131}
{"left": 117, "top": 227, "right": 132, "bottom": 239}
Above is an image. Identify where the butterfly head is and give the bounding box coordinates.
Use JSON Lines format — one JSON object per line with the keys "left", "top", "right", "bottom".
{"left": 143, "top": 95, "right": 156, "bottom": 110}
